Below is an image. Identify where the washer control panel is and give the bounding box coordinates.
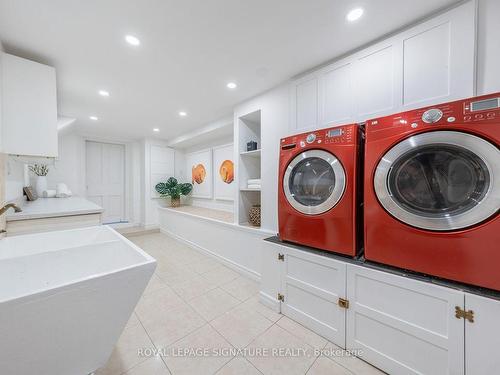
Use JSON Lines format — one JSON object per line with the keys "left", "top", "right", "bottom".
{"left": 366, "top": 93, "right": 500, "bottom": 139}
{"left": 280, "top": 125, "right": 356, "bottom": 152}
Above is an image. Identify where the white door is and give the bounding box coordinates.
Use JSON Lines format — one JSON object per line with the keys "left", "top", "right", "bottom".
{"left": 465, "top": 293, "right": 500, "bottom": 374}
{"left": 346, "top": 264, "right": 465, "bottom": 375}
{"left": 86, "top": 141, "right": 125, "bottom": 224}
{"left": 280, "top": 247, "right": 347, "bottom": 347}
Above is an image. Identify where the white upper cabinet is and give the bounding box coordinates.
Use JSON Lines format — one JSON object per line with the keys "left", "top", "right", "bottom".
{"left": 319, "top": 62, "right": 354, "bottom": 126}
{"left": 291, "top": 76, "right": 319, "bottom": 131}
{"left": 353, "top": 43, "right": 400, "bottom": 119}
{"left": 402, "top": 22, "right": 452, "bottom": 106}
{"left": 1, "top": 53, "right": 58, "bottom": 157}
{"left": 401, "top": 1, "right": 475, "bottom": 108}
{"left": 289, "top": 1, "right": 475, "bottom": 133}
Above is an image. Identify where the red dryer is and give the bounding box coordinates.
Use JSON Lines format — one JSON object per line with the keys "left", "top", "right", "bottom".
{"left": 278, "top": 124, "right": 362, "bottom": 256}
{"left": 364, "top": 93, "right": 500, "bottom": 290}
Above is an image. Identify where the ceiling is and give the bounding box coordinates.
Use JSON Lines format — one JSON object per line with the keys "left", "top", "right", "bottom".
{"left": 0, "top": 0, "right": 459, "bottom": 141}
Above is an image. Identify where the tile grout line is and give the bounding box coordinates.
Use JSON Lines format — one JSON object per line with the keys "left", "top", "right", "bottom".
{"left": 134, "top": 307, "right": 174, "bottom": 375}
{"left": 134, "top": 233, "right": 336, "bottom": 375}
{"left": 132, "top": 237, "right": 217, "bottom": 374}
{"left": 132, "top": 233, "right": 375, "bottom": 375}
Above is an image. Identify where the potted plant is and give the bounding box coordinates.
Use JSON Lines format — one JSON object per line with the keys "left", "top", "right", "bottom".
{"left": 155, "top": 177, "right": 193, "bottom": 207}
{"left": 29, "top": 164, "right": 49, "bottom": 196}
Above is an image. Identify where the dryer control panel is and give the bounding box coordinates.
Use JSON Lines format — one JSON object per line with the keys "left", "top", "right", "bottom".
{"left": 365, "top": 92, "right": 500, "bottom": 141}
{"left": 280, "top": 124, "right": 357, "bottom": 153}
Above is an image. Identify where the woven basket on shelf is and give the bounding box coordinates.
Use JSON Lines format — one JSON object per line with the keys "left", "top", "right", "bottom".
{"left": 248, "top": 205, "right": 261, "bottom": 227}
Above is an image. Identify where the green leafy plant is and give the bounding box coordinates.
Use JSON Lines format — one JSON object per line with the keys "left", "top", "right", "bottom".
{"left": 155, "top": 177, "right": 193, "bottom": 200}
{"left": 29, "top": 164, "right": 49, "bottom": 176}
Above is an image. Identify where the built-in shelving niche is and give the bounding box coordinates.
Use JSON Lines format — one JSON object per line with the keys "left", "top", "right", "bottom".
{"left": 237, "top": 109, "right": 261, "bottom": 227}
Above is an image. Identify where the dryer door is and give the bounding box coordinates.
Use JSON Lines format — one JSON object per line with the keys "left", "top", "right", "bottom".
{"left": 375, "top": 131, "right": 500, "bottom": 231}
{"left": 284, "top": 149, "right": 346, "bottom": 215}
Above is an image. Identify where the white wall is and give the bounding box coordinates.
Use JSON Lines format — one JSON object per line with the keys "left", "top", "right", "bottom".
{"left": 476, "top": 0, "right": 500, "bottom": 95}
{"left": 234, "top": 84, "right": 290, "bottom": 233}
{"left": 177, "top": 135, "right": 235, "bottom": 212}
{"left": 140, "top": 138, "right": 179, "bottom": 228}
{"left": 5, "top": 133, "right": 85, "bottom": 202}
{"left": 5, "top": 133, "right": 142, "bottom": 225}
{"left": 0, "top": 39, "right": 3, "bottom": 152}
{"left": 48, "top": 133, "right": 85, "bottom": 196}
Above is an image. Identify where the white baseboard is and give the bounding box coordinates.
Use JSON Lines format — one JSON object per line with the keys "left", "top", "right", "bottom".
{"left": 259, "top": 291, "right": 280, "bottom": 312}
{"left": 160, "top": 228, "right": 261, "bottom": 282}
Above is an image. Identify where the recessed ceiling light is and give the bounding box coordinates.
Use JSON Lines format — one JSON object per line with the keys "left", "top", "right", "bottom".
{"left": 98, "top": 90, "right": 110, "bottom": 97}
{"left": 125, "top": 35, "right": 140, "bottom": 46}
{"left": 153, "top": 128, "right": 160, "bottom": 132}
{"left": 346, "top": 7, "right": 364, "bottom": 22}
{"left": 89, "top": 116, "right": 98, "bottom": 121}
{"left": 226, "top": 82, "right": 237, "bottom": 89}
{"left": 179, "top": 111, "right": 187, "bottom": 117}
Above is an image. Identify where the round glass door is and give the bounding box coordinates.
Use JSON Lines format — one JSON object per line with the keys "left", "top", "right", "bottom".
{"left": 283, "top": 150, "right": 345, "bottom": 215}
{"left": 375, "top": 131, "right": 500, "bottom": 230}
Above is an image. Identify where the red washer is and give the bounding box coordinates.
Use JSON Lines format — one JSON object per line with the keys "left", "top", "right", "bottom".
{"left": 364, "top": 93, "right": 500, "bottom": 290}
{"left": 278, "top": 124, "right": 362, "bottom": 256}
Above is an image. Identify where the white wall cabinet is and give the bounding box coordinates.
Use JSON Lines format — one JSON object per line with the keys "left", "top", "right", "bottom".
{"left": 1, "top": 53, "right": 58, "bottom": 157}
{"left": 289, "top": 1, "right": 475, "bottom": 133}
{"left": 290, "top": 76, "right": 319, "bottom": 130}
{"left": 260, "top": 239, "right": 500, "bottom": 375}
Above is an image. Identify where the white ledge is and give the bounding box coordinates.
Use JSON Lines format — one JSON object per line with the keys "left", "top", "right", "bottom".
{"left": 158, "top": 205, "right": 275, "bottom": 236}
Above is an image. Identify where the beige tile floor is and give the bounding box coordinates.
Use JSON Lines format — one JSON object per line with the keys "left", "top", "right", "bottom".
{"left": 96, "top": 232, "right": 385, "bottom": 375}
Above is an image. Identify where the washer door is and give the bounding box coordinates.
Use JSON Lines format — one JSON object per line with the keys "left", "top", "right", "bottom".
{"left": 375, "top": 131, "right": 500, "bottom": 231}
{"left": 283, "top": 150, "right": 346, "bottom": 215}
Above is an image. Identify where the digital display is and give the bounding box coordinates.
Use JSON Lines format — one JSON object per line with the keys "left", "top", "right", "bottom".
{"left": 327, "top": 129, "right": 342, "bottom": 138}
{"left": 471, "top": 98, "right": 499, "bottom": 112}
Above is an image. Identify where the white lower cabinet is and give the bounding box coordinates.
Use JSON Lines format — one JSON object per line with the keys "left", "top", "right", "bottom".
{"left": 259, "top": 240, "right": 284, "bottom": 312}
{"left": 464, "top": 293, "right": 500, "bottom": 375}
{"left": 280, "top": 246, "right": 346, "bottom": 347}
{"left": 260, "top": 240, "right": 500, "bottom": 375}
{"left": 346, "top": 264, "right": 464, "bottom": 375}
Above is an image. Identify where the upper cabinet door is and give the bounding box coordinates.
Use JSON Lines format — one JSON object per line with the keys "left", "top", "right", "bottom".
{"left": 319, "top": 62, "right": 354, "bottom": 126}
{"left": 290, "top": 75, "right": 319, "bottom": 131}
{"left": 352, "top": 42, "right": 401, "bottom": 120}
{"left": 401, "top": 1, "right": 475, "bottom": 109}
{"left": 464, "top": 293, "right": 500, "bottom": 375}
{"left": 1, "top": 53, "right": 58, "bottom": 157}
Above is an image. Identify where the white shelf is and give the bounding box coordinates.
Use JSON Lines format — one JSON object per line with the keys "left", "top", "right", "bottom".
{"left": 237, "top": 109, "right": 262, "bottom": 227}
{"left": 239, "top": 222, "right": 261, "bottom": 229}
{"left": 240, "top": 149, "right": 261, "bottom": 158}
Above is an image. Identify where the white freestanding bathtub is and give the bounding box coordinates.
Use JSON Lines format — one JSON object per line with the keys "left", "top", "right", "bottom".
{"left": 0, "top": 226, "right": 156, "bottom": 375}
